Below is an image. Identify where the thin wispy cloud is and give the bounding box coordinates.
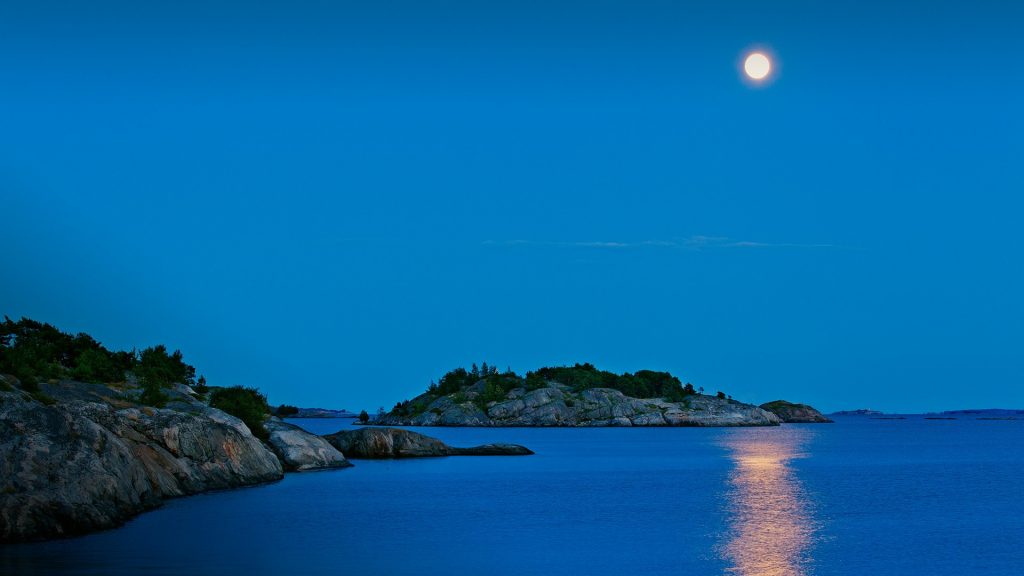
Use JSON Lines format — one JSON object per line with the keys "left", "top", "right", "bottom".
{"left": 483, "top": 236, "right": 837, "bottom": 250}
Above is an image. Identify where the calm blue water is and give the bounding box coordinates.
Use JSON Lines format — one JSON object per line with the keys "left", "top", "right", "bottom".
{"left": 3, "top": 417, "right": 1023, "bottom": 575}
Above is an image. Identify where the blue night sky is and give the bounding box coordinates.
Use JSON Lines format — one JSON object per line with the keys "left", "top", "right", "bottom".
{"left": 2, "top": 1, "right": 1022, "bottom": 413}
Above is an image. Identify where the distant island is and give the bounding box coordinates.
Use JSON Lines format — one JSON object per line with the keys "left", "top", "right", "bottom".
{"left": 831, "top": 409, "right": 885, "bottom": 416}
{"left": 376, "top": 363, "right": 829, "bottom": 427}
{"left": 274, "top": 405, "right": 359, "bottom": 419}
{"left": 828, "top": 409, "right": 1023, "bottom": 420}
{"left": 938, "top": 409, "right": 1024, "bottom": 417}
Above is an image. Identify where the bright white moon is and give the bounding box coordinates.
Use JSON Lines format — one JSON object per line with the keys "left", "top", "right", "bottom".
{"left": 744, "top": 52, "right": 771, "bottom": 80}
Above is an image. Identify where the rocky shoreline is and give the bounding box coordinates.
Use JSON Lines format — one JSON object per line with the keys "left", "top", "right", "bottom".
{"left": 1, "top": 368, "right": 827, "bottom": 542}
{"left": 0, "top": 377, "right": 529, "bottom": 543}
{"left": 0, "top": 381, "right": 287, "bottom": 542}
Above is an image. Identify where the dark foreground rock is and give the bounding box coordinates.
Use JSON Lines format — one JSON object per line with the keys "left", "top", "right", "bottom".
{"left": 760, "top": 400, "right": 833, "bottom": 423}
{"left": 378, "top": 384, "right": 782, "bottom": 427}
{"left": 0, "top": 388, "right": 284, "bottom": 542}
{"left": 323, "top": 427, "right": 533, "bottom": 459}
{"left": 264, "top": 418, "right": 352, "bottom": 471}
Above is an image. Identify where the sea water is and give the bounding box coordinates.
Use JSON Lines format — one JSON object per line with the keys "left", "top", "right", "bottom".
{"left": 3, "top": 416, "right": 1023, "bottom": 575}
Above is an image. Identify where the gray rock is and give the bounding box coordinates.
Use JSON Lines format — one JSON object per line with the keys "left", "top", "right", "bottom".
{"left": 322, "top": 427, "right": 533, "bottom": 459}
{"left": 263, "top": 418, "right": 352, "bottom": 471}
{"left": 438, "top": 402, "right": 489, "bottom": 426}
{"left": 379, "top": 384, "right": 781, "bottom": 428}
{"left": 629, "top": 412, "right": 663, "bottom": 425}
{"left": 0, "top": 389, "right": 283, "bottom": 542}
{"left": 409, "top": 410, "right": 441, "bottom": 426}
{"left": 760, "top": 400, "right": 833, "bottom": 423}
{"left": 448, "top": 443, "right": 534, "bottom": 456}
{"left": 487, "top": 398, "right": 526, "bottom": 419}
{"left": 522, "top": 387, "right": 565, "bottom": 410}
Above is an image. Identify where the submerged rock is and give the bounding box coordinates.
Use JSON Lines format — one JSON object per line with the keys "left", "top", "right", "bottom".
{"left": 759, "top": 400, "right": 833, "bottom": 423}
{"left": 447, "top": 443, "right": 534, "bottom": 456}
{"left": 0, "top": 388, "right": 283, "bottom": 542}
{"left": 264, "top": 418, "right": 352, "bottom": 471}
{"left": 322, "top": 427, "right": 533, "bottom": 459}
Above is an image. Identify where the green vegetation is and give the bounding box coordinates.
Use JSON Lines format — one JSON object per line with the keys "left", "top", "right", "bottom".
{"left": 139, "top": 381, "right": 168, "bottom": 407}
{"left": 389, "top": 362, "right": 707, "bottom": 419}
{"left": 526, "top": 364, "right": 696, "bottom": 402}
{"left": 31, "top": 391, "right": 57, "bottom": 405}
{"left": 209, "top": 386, "right": 270, "bottom": 440}
{"left": 136, "top": 345, "right": 196, "bottom": 388}
{"left": 193, "top": 375, "right": 209, "bottom": 395}
{"left": 0, "top": 317, "right": 269, "bottom": 412}
{"left": 358, "top": 409, "right": 369, "bottom": 423}
{"left": 0, "top": 316, "right": 195, "bottom": 407}
{"left": 415, "top": 363, "right": 525, "bottom": 413}
{"left": 0, "top": 317, "right": 136, "bottom": 388}
{"left": 275, "top": 404, "right": 299, "bottom": 417}
{"left": 0, "top": 316, "right": 293, "bottom": 445}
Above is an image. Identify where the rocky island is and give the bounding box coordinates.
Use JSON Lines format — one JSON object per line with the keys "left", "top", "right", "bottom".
{"left": 376, "top": 363, "right": 789, "bottom": 427}
{"left": 325, "top": 427, "right": 534, "bottom": 458}
{"left": 759, "top": 400, "right": 833, "bottom": 423}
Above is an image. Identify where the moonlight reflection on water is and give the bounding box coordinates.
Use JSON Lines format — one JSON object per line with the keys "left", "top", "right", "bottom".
{"left": 721, "top": 427, "right": 819, "bottom": 576}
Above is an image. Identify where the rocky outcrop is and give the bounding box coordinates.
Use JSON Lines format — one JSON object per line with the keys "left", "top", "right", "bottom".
{"left": 264, "top": 418, "right": 352, "bottom": 471}
{"left": 0, "top": 387, "right": 283, "bottom": 542}
{"left": 323, "top": 427, "right": 533, "bottom": 459}
{"left": 759, "top": 400, "right": 833, "bottom": 423}
{"left": 378, "top": 384, "right": 781, "bottom": 427}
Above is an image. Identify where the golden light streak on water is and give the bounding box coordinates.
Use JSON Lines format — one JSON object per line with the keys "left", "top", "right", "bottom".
{"left": 721, "top": 428, "right": 818, "bottom": 576}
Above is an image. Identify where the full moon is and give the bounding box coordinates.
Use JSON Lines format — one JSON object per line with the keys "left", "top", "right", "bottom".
{"left": 743, "top": 52, "right": 771, "bottom": 80}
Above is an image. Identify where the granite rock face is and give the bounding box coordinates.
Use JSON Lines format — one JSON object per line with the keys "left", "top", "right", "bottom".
{"left": 0, "top": 388, "right": 284, "bottom": 542}
{"left": 759, "top": 400, "right": 833, "bottom": 423}
{"left": 323, "top": 427, "right": 533, "bottom": 459}
{"left": 264, "top": 418, "right": 352, "bottom": 471}
{"left": 377, "top": 384, "right": 781, "bottom": 427}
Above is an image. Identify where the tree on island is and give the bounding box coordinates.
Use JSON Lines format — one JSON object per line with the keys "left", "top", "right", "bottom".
{"left": 139, "top": 379, "right": 168, "bottom": 407}
{"left": 358, "top": 410, "right": 369, "bottom": 423}
{"left": 209, "top": 386, "right": 271, "bottom": 440}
